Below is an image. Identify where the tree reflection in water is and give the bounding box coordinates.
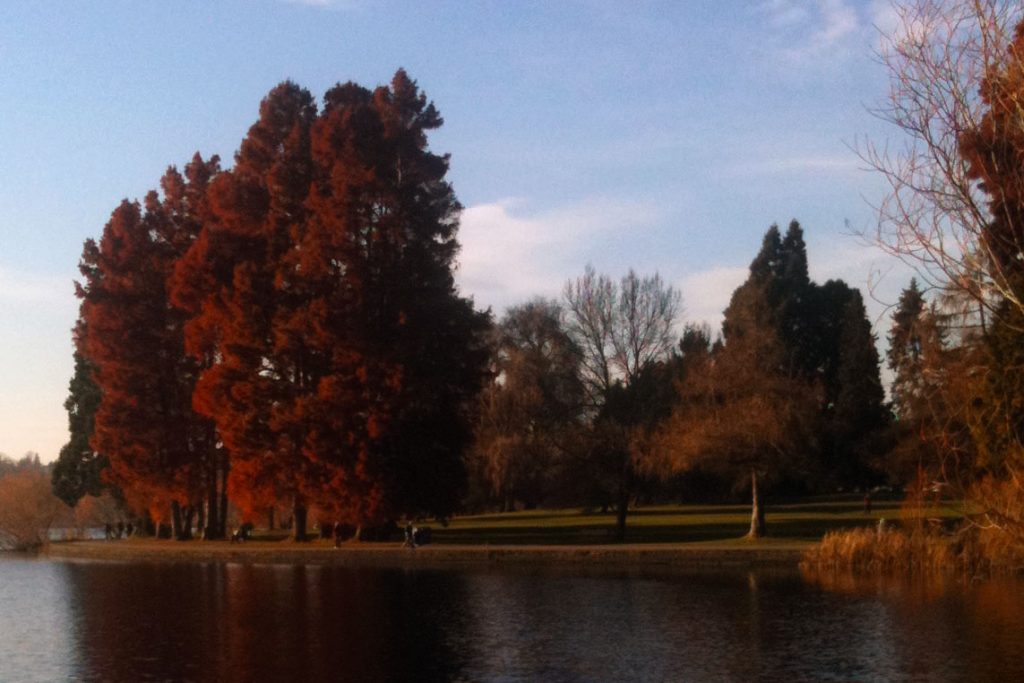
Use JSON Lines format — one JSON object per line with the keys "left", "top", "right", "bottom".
{"left": 2, "top": 557, "right": 1023, "bottom": 682}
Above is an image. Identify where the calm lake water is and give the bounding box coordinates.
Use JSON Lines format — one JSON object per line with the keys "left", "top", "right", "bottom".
{"left": 2, "top": 555, "right": 1023, "bottom": 682}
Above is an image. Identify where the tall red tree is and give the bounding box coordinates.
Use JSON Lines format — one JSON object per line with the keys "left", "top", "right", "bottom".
{"left": 303, "top": 72, "right": 490, "bottom": 528}
{"left": 150, "top": 154, "right": 225, "bottom": 538}
{"left": 175, "top": 73, "right": 489, "bottom": 539}
{"left": 172, "top": 82, "right": 320, "bottom": 539}
{"left": 77, "top": 152, "right": 221, "bottom": 538}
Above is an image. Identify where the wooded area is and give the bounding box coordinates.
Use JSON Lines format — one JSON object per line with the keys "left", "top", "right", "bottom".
{"left": 43, "top": 2, "right": 1024, "bottom": 562}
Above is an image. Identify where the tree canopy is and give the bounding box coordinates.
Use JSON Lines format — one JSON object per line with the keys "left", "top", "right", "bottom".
{"left": 69, "top": 71, "right": 490, "bottom": 540}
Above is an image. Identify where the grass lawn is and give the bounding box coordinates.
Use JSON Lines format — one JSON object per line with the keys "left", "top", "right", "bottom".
{"left": 46, "top": 496, "right": 968, "bottom": 568}
{"left": 430, "top": 496, "right": 963, "bottom": 548}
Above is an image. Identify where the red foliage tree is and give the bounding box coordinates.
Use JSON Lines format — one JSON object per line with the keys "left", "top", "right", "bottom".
{"left": 150, "top": 154, "right": 225, "bottom": 538}
{"left": 174, "top": 73, "right": 488, "bottom": 539}
{"left": 302, "top": 72, "right": 490, "bottom": 529}
{"left": 172, "top": 82, "right": 321, "bottom": 539}
{"left": 960, "top": 21, "right": 1024, "bottom": 299}
{"left": 77, "top": 154, "right": 220, "bottom": 539}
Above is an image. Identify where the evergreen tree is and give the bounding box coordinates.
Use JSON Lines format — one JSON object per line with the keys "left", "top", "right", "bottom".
{"left": 719, "top": 222, "right": 886, "bottom": 490}
{"left": 719, "top": 222, "right": 822, "bottom": 486}
{"left": 77, "top": 154, "right": 221, "bottom": 539}
{"left": 311, "top": 71, "right": 491, "bottom": 526}
{"left": 960, "top": 21, "right": 1024, "bottom": 305}
{"left": 723, "top": 220, "right": 816, "bottom": 379}
{"left": 51, "top": 351, "right": 107, "bottom": 507}
{"left": 78, "top": 202, "right": 189, "bottom": 535}
{"left": 176, "top": 73, "right": 489, "bottom": 536}
{"left": 813, "top": 279, "right": 856, "bottom": 408}
{"left": 151, "top": 155, "right": 225, "bottom": 538}
{"left": 678, "top": 322, "right": 713, "bottom": 363}
{"left": 883, "top": 282, "right": 959, "bottom": 484}
{"left": 828, "top": 291, "right": 888, "bottom": 486}
{"left": 175, "top": 81, "right": 319, "bottom": 539}
{"left": 722, "top": 225, "right": 783, "bottom": 345}
{"left": 778, "top": 220, "right": 816, "bottom": 374}
{"left": 887, "top": 278, "right": 927, "bottom": 419}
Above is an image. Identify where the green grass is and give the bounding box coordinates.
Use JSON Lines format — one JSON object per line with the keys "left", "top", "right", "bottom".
{"left": 430, "top": 497, "right": 963, "bottom": 547}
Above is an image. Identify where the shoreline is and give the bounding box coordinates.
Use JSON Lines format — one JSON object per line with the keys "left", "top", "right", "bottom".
{"left": 43, "top": 539, "right": 807, "bottom": 570}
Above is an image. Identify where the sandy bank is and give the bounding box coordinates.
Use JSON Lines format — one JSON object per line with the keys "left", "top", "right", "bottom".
{"left": 45, "top": 539, "right": 806, "bottom": 570}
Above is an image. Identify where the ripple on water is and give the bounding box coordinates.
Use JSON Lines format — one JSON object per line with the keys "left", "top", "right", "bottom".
{"left": 2, "top": 555, "right": 1024, "bottom": 682}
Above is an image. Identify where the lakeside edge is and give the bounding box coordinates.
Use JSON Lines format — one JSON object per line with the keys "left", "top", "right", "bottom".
{"left": 44, "top": 540, "right": 806, "bottom": 570}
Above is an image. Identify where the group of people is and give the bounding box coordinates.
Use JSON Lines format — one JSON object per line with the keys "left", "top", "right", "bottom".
{"left": 229, "top": 522, "right": 254, "bottom": 543}
{"left": 103, "top": 522, "right": 133, "bottom": 540}
{"left": 322, "top": 520, "right": 426, "bottom": 548}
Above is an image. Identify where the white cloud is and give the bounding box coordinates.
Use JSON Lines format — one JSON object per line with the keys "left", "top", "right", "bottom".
{"left": 809, "top": 239, "right": 882, "bottom": 288}
{"left": 679, "top": 266, "right": 748, "bottom": 331}
{"left": 762, "top": 0, "right": 812, "bottom": 28}
{"left": 807, "top": 236, "right": 921, "bottom": 342}
{"left": 677, "top": 239, "right": 914, "bottom": 337}
{"left": 759, "top": 0, "right": 864, "bottom": 66}
{"left": 867, "top": 0, "right": 901, "bottom": 37}
{"left": 456, "top": 197, "right": 661, "bottom": 313}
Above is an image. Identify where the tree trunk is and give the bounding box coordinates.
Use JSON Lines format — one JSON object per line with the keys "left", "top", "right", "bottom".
{"left": 171, "top": 501, "right": 183, "bottom": 541}
{"left": 266, "top": 506, "right": 275, "bottom": 530}
{"left": 182, "top": 506, "right": 195, "bottom": 540}
{"left": 748, "top": 469, "right": 765, "bottom": 539}
{"left": 197, "top": 503, "right": 206, "bottom": 539}
{"left": 615, "top": 492, "right": 628, "bottom": 542}
{"left": 218, "top": 453, "right": 229, "bottom": 539}
{"left": 204, "top": 468, "right": 220, "bottom": 540}
{"left": 292, "top": 497, "right": 308, "bottom": 542}
{"left": 614, "top": 452, "right": 631, "bottom": 542}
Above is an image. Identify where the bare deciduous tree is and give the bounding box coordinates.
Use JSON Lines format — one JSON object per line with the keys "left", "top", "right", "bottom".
{"left": 563, "top": 265, "right": 681, "bottom": 406}
{"left": 563, "top": 266, "right": 681, "bottom": 539}
{"left": 861, "top": 0, "right": 1023, "bottom": 317}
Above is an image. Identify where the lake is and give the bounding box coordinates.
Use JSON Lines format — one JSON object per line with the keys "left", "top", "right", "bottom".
{"left": 2, "top": 554, "right": 1023, "bottom": 682}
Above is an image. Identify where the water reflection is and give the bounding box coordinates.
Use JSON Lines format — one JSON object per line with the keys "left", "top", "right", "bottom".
{"left": 59, "top": 561, "right": 469, "bottom": 682}
{"left": 803, "top": 567, "right": 1024, "bottom": 681}
{"left": 2, "top": 555, "right": 1024, "bottom": 681}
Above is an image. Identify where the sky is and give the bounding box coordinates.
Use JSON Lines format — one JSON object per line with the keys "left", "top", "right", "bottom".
{"left": 0, "top": 0, "right": 915, "bottom": 463}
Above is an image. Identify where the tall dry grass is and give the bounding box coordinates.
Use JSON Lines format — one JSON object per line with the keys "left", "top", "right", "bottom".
{"left": 801, "top": 526, "right": 953, "bottom": 574}
{"left": 802, "top": 523, "right": 1024, "bottom": 578}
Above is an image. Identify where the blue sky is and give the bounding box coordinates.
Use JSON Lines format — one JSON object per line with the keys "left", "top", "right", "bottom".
{"left": 0, "top": 0, "right": 912, "bottom": 462}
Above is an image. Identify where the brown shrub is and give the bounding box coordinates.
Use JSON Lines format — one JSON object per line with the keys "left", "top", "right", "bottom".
{"left": 0, "top": 469, "right": 71, "bottom": 550}
{"left": 802, "top": 525, "right": 953, "bottom": 574}
{"left": 803, "top": 522, "right": 1024, "bottom": 579}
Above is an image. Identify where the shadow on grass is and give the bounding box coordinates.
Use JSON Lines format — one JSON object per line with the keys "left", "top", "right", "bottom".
{"left": 766, "top": 502, "right": 902, "bottom": 516}
{"left": 414, "top": 497, "right": 962, "bottom": 546}
{"left": 435, "top": 515, "right": 888, "bottom": 546}
{"left": 458, "top": 501, "right": 906, "bottom": 526}
{"left": 433, "top": 523, "right": 745, "bottom": 545}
